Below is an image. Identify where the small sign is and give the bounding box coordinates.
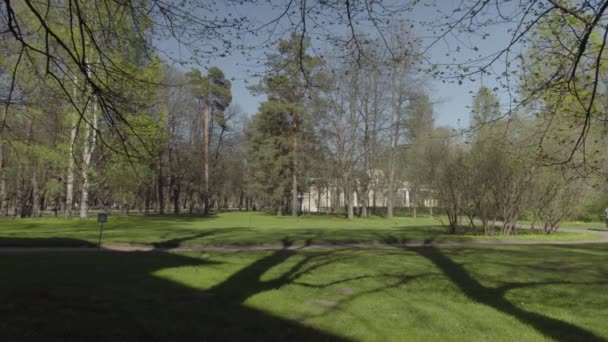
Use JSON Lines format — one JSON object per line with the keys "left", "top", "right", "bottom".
{"left": 97, "top": 213, "right": 108, "bottom": 223}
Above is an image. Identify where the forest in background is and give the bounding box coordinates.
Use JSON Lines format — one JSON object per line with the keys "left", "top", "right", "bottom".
{"left": 3, "top": 1, "right": 608, "bottom": 235}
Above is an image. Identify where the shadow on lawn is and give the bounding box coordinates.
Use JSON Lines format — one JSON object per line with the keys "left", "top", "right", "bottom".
{"left": 408, "top": 246, "right": 605, "bottom": 342}
{"left": 0, "top": 238, "right": 347, "bottom": 341}
{"left": 0, "top": 236, "right": 98, "bottom": 247}
{"left": 151, "top": 227, "right": 253, "bottom": 248}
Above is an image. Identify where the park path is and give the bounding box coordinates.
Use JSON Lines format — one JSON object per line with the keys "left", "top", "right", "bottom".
{"left": 0, "top": 226, "right": 607, "bottom": 253}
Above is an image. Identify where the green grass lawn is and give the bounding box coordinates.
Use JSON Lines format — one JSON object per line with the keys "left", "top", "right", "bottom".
{"left": 555, "top": 220, "right": 608, "bottom": 231}
{"left": 0, "top": 212, "right": 599, "bottom": 247}
{"left": 1, "top": 244, "right": 607, "bottom": 340}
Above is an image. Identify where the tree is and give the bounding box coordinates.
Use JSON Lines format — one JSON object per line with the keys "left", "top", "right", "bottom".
{"left": 385, "top": 27, "right": 418, "bottom": 218}
{"left": 251, "top": 34, "right": 323, "bottom": 216}
{"left": 470, "top": 87, "right": 501, "bottom": 128}
{"left": 246, "top": 102, "right": 292, "bottom": 215}
{"left": 186, "top": 67, "right": 232, "bottom": 215}
{"left": 358, "top": 63, "right": 388, "bottom": 217}
{"left": 404, "top": 91, "right": 434, "bottom": 218}
{"left": 425, "top": 0, "right": 608, "bottom": 166}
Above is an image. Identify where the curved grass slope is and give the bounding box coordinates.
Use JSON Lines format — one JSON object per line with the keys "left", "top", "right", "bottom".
{"left": 0, "top": 212, "right": 599, "bottom": 247}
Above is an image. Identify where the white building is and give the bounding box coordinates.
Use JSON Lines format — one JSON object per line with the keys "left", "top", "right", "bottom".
{"left": 300, "top": 169, "right": 434, "bottom": 213}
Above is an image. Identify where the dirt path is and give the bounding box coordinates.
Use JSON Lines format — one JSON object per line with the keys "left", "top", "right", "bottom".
{"left": 1, "top": 227, "right": 608, "bottom": 253}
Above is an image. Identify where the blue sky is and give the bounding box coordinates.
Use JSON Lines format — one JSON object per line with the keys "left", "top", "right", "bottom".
{"left": 159, "top": 1, "right": 516, "bottom": 128}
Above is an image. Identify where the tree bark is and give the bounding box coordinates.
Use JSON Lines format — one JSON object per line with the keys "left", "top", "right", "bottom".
{"left": 158, "top": 159, "right": 165, "bottom": 215}
{"left": 307, "top": 185, "right": 311, "bottom": 215}
{"left": 202, "top": 103, "right": 210, "bottom": 215}
{"left": 387, "top": 108, "right": 399, "bottom": 218}
{"left": 291, "top": 111, "right": 298, "bottom": 217}
{"left": 317, "top": 186, "right": 322, "bottom": 213}
{"left": 0, "top": 130, "right": 7, "bottom": 217}
{"left": 173, "top": 178, "right": 181, "bottom": 215}
{"left": 361, "top": 193, "right": 368, "bottom": 218}
{"left": 32, "top": 159, "right": 39, "bottom": 216}
{"left": 412, "top": 191, "right": 417, "bottom": 219}
{"left": 387, "top": 54, "right": 407, "bottom": 218}
{"left": 347, "top": 187, "right": 354, "bottom": 219}
{"left": 144, "top": 184, "right": 151, "bottom": 215}
{"left": 79, "top": 97, "right": 97, "bottom": 220}
{"left": 65, "top": 77, "right": 78, "bottom": 220}
{"left": 333, "top": 179, "right": 340, "bottom": 214}
{"left": 15, "top": 176, "right": 24, "bottom": 218}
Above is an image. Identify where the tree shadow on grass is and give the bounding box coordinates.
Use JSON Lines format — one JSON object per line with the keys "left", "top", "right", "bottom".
{"left": 0, "top": 237, "right": 98, "bottom": 247}
{"left": 117, "top": 212, "right": 224, "bottom": 222}
{"left": 0, "top": 238, "right": 347, "bottom": 341}
{"left": 408, "top": 246, "right": 604, "bottom": 342}
{"left": 151, "top": 227, "right": 254, "bottom": 248}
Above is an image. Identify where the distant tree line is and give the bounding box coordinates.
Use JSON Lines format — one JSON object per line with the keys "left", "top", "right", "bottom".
{"left": 3, "top": 1, "right": 608, "bottom": 236}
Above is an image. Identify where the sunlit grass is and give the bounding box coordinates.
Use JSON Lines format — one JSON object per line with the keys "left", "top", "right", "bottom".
{"left": 556, "top": 220, "right": 608, "bottom": 231}
{"left": 0, "top": 211, "right": 600, "bottom": 247}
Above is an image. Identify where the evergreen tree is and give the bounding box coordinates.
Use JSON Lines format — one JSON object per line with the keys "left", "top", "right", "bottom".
{"left": 246, "top": 102, "right": 292, "bottom": 214}
{"left": 250, "top": 34, "right": 323, "bottom": 216}
{"left": 186, "top": 67, "right": 232, "bottom": 215}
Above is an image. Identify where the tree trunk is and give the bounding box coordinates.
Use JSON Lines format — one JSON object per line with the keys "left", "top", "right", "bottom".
{"left": 144, "top": 184, "right": 151, "bottom": 215}
{"left": 79, "top": 99, "right": 97, "bottom": 220}
{"left": 332, "top": 180, "right": 340, "bottom": 214}
{"left": 188, "top": 189, "right": 193, "bottom": 214}
{"left": 158, "top": 160, "right": 165, "bottom": 215}
{"left": 65, "top": 120, "right": 77, "bottom": 219}
{"left": 347, "top": 187, "right": 354, "bottom": 219}
{"left": 291, "top": 112, "right": 298, "bottom": 217}
{"left": 15, "top": 176, "right": 24, "bottom": 218}
{"left": 65, "top": 78, "right": 79, "bottom": 220}
{"left": 361, "top": 188, "right": 368, "bottom": 217}
{"left": 0, "top": 130, "right": 7, "bottom": 217}
{"left": 317, "top": 187, "right": 322, "bottom": 213}
{"left": 277, "top": 198, "right": 284, "bottom": 216}
{"left": 386, "top": 116, "right": 398, "bottom": 218}
{"left": 412, "top": 191, "right": 417, "bottom": 219}
{"left": 173, "top": 179, "right": 181, "bottom": 215}
{"left": 202, "top": 103, "right": 210, "bottom": 215}
{"left": 387, "top": 163, "right": 395, "bottom": 218}
{"left": 32, "top": 159, "right": 39, "bottom": 217}
{"left": 387, "top": 61, "right": 405, "bottom": 218}
{"left": 307, "top": 185, "right": 311, "bottom": 215}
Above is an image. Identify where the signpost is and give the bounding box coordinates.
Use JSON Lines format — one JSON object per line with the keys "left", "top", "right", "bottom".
{"left": 97, "top": 213, "right": 107, "bottom": 250}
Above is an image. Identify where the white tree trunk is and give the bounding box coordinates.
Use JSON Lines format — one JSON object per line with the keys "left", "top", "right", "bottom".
{"left": 79, "top": 100, "right": 97, "bottom": 220}
{"left": 347, "top": 188, "right": 354, "bottom": 219}
{"left": 79, "top": 56, "right": 98, "bottom": 220}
